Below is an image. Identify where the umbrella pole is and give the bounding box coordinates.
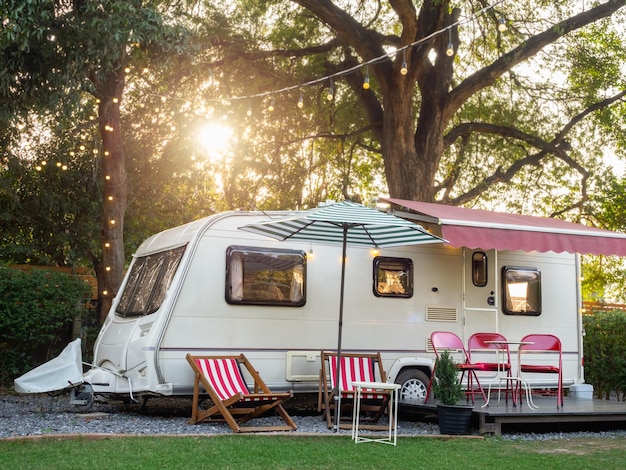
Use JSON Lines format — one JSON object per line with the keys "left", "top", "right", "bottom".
{"left": 333, "top": 225, "right": 348, "bottom": 432}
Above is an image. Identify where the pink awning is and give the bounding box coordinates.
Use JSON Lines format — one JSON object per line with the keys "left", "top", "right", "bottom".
{"left": 382, "top": 198, "right": 626, "bottom": 256}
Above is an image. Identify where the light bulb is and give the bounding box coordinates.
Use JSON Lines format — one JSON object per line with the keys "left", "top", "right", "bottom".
{"left": 498, "top": 17, "right": 507, "bottom": 32}
{"left": 268, "top": 99, "right": 275, "bottom": 112}
{"left": 446, "top": 43, "right": 454, "bottom": 57}
{"left": 246, "top": 106, "right": 252, "bottom": 116}
{"left": 326, "top": 79, "right": 334, "bottom": 101}
{"left": 297, "top": 93, "right": 304, "bottom": 108}
{"left": 400, "top": 49, "right": 408, "bottom": 75}
{"left": 363, "top": 75, "right": 370, "bottom": 90}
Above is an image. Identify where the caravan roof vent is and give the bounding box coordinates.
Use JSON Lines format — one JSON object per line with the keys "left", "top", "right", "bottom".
{"left": 426, "top": 306, "right": 457, "bottom": 322}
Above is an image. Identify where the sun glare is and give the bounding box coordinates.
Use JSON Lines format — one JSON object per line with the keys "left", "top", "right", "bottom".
{"left": 196, "top": 123, "right": 233, "bottom": 161}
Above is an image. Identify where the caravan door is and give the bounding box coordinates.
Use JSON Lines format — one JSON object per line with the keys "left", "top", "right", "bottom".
{"left": 463, "top": 249, "right": 498, "bottom": 340}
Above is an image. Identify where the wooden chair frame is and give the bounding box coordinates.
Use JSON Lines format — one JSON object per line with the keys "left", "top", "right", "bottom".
{"left": 186, "top": 353, "right": 297, "bottom": 432}
{"left": 318, "top": 351, "right": 391, "bottom": 430}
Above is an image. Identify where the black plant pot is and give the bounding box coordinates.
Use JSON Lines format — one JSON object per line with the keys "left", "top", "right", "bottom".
{"left": 437, "top": 404, "right": 473, "bottom": 435}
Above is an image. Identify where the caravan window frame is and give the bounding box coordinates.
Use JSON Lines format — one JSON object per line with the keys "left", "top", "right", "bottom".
{"left": 116, "top": 245, "right": 186, "bottom": 318}
{"left": 501, "top": 265, "right": 542, "bottom": 316}
{"left": 225, "top": 245, "right": 306, "bottom": 307}
{"left": 373, "top": 256, "right": 413, "bottom": 298}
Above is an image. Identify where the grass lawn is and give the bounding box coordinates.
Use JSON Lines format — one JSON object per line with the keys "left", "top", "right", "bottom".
{"left": 1, "top": 434, "right": 625, "bottom": 469}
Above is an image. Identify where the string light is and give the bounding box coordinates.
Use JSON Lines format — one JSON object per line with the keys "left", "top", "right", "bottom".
{"left": 400, "top": 50, "right": 408, "bottom": 75}
{"left": 326, "top": 79, "right": 334, "bottom": 101}
{"left": 362, "top": 66, "right": 370, "bottom": 90}
{"left": 446, "top": 29, "right": 454, "bottom": 57}
{"left": 143, "top": 0, "right": 507, "bottom": 110}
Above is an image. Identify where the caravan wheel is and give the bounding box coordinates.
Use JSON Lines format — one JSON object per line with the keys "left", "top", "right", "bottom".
{"left": 396, "top": 369, "right": 429, "bottom": 405}
{"left": 70, "top": 384, "right": 94, "bottom": 412}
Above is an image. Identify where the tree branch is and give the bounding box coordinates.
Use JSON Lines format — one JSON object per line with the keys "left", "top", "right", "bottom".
{"left": 444, "top": 0, "right": 626, "bottom": 121}
{"left": 440, "top": 122, "right": 590, "bottom": 206}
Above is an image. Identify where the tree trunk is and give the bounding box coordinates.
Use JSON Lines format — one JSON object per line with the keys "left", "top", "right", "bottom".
{"left": 96, "top": 70, "right": 127, "bottom": 322}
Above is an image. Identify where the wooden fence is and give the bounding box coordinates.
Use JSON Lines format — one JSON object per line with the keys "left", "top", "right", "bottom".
{"left": 582, "top": 301, "right": 626, "bottom": 315}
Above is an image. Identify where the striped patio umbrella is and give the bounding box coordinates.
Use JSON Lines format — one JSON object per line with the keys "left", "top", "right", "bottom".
{"left": 239, "top": 201, "right": 445, "bottom": 430}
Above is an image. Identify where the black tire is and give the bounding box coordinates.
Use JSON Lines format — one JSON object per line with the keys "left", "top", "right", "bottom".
{"left": 72, "top": 384, "right": 94, "bottom": 412}
{"left": 396, "top": 369, "right": 430, "bottom": 405}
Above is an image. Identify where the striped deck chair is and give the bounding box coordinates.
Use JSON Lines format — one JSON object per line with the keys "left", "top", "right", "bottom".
{"left": 318, "top": 351, "right": 391, "bottom": 430}
{"left": 186, "top": 353, "right": 297, "bottom": 432}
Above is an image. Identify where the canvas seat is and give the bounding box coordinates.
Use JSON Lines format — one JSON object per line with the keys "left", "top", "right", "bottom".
{"left": 518, "top": 334, "right": 564, "bottom": 408}
{"left": 425, "top": 331, "right": 488, "bottom": 403}
{"left": 318, "top": 351, "right": 391, "bottom": 430}
{"left": 186, "top": 353, "right": 297, "bottom": 432}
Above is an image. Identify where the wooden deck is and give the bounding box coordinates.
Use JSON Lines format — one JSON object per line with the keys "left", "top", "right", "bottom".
{"left": 403, "top": 395, "right": 626, "bottom": 435}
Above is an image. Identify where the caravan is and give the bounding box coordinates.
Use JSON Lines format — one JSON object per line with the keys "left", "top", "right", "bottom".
{"left": 17, "top": 200, "right": 626, "bottom": 409}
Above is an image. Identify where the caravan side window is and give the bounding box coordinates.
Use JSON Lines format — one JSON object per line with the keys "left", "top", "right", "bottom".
{"left": 116, "top": 245, "right": 186, "bottom": 318}
{"left": 502, "top": 266, "right": 542, "bottom": 316}
{"left": 226, "top": 246, "right": 306, "bottom": 306}
{"left": 373, "top": 256, "right": 413, "bottom": 298}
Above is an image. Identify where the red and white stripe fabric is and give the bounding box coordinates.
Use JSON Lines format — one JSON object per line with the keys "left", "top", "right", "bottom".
{"left": 195, "top": 358, "right": 250, "bottom": 400}
{"left": 329, "top": 356, "right": 383, "bottom": 399}
{"left": 194, "top": 358, "right": 278, "bottom": 403}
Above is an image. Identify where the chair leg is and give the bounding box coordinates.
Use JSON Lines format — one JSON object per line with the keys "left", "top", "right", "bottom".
{"left": 425, "top": 363, "right": 436, "bottom": 403}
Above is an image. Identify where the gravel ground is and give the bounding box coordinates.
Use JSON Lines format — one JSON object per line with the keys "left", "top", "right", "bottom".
{"left": 2, "top": 392, "right": 626, "bottom": 441}
{"left": 0, "top": 393, "right": 439, "bottom": 439}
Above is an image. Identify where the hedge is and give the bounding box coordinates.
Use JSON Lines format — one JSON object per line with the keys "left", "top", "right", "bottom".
{"left": 583, "top": 310, "right": 626, "bottom": 400}
{"left": 0, "top": 267, "right": 94, "bottom": 387}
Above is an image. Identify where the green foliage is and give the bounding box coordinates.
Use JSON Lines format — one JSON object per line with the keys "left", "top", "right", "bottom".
{"left": 432, "top": 349, "right": 465, "bottom": 405}
{"left": 0, "top": 267, "right": 92, "bottom": 386}
{"left": 583, "top": 311, "right": 626, "bottom": 400}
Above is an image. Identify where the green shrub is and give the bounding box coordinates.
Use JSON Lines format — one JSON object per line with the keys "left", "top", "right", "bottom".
{"left": 583, "top": 310, "right": 626, "bottom": 400}
{"left": 0, "top": 267, "right": 92, "bottom": 387}
{"left": 433, "top": 350, "right": 465, "bottom": 405}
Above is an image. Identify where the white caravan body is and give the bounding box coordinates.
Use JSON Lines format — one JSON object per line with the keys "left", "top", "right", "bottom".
{"left": 81, "top": 203, "right": 618, "bottom": 405}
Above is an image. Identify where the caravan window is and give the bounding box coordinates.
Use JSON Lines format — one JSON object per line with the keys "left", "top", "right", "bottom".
{"left": 502, "top": 266, "right": 542, "bottom": 316}
{"left": 472, "top": 252, "right": 488, "bottom": 287}
{"left": 116, "top": 245, "right": 186, "bottom": 318}
{"left": 226, "top": 246, "right": 306, "bottom": 306}
{"left": 373, "top": 257, "right": 413, "bottom": 298}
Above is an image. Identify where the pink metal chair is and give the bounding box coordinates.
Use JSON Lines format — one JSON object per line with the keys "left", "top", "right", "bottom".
{"left": 518, "top": 334, "right": 564, "bottom": 408}
{"left": 426, "top": 331, "right": 488, "bottom": 403}
{"left": 468, "top": 332, "right": 514, "bottom": 403}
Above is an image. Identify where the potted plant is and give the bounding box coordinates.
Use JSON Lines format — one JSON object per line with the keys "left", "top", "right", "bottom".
{"left": 432, "top": 350, "right": 473, "bottom": 435}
